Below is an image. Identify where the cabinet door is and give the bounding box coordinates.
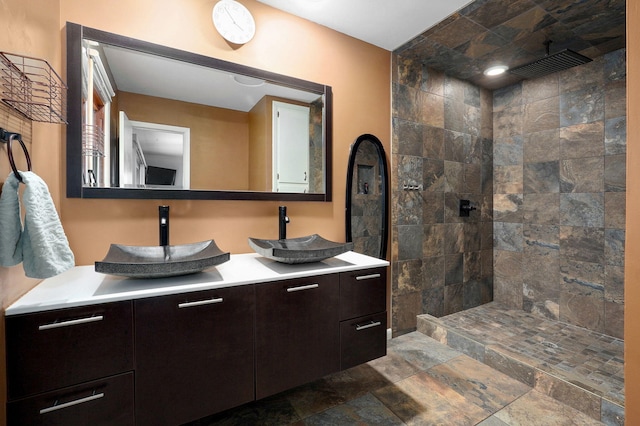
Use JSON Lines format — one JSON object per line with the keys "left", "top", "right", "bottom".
{"left": 5, "top": 301, "right": 133, "bottom": 400}
{"left": 135, "top": 285, "right": 255, "bottom": 426}
{"left": 255, "top": 275, "right": 340, "bottom": 399}
{"left": 340, "top": 312, "right": 387, "bottom": 370}
{"left": 7, "top": 372, "right": 134, "bottom": 426}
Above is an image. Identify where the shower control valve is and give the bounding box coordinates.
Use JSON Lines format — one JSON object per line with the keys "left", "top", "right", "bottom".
{"left": 459, "top": 199, "right": 477, "bottom": 217}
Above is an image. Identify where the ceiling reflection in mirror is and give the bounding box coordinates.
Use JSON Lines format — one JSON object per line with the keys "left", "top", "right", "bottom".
{"left": 66, "top": 22, "right": 332, "bottom": 201}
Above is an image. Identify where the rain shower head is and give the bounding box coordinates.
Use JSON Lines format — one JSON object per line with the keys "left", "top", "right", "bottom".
{"left": 508, "top": 41, "right": 592, "bottom": 79}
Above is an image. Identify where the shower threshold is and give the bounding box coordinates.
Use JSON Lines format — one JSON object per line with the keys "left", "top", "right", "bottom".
{"left": 417, "top": 302, "right": 624, "bottom": 425}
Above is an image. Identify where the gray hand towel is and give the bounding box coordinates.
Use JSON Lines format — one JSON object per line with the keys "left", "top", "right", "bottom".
{"left": 0, "top": 173, "right": 23, "bottom": 267}
{"left": 20, "top": 171, "right": 75, "bottom": 278}
{"left": 0, "top": 171, "right": 75, "bottom": 278}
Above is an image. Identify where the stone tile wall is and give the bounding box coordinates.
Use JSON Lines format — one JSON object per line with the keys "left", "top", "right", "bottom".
{"left": 492, "top": 49, "right": 626, "bottom": 338}
{"left": 391, "top": 55, "right": 494, "bottom": 335}
{"left": 309, "top": 98, "right": 324, "bottom": 193}
{"left": 391, "top": 48, "right": 626, "bottom": 339}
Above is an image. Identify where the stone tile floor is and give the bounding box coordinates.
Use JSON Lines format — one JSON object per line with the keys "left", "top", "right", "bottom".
{"left": 417, "top": 303, "right": 624, "bottom": 425}
{"left": 418, "top": 303, "right": 624, "bottom": 405}
{"left": 193, "top": 331, "right": 607, "bottom": 425}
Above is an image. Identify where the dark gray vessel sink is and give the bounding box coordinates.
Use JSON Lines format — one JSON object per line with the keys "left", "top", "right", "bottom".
{"left": 248, "top": 234, "right": 353, "bottom": 264}
{"left": 95, "top": 240, "right": 230, "bottom": 278}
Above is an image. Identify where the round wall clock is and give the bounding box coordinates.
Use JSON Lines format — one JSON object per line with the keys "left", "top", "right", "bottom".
{"left": 212, "top": 0, "right": 256, "bottom": 45}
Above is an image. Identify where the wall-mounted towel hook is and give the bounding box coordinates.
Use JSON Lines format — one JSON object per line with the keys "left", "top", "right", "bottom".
{"left": 0, "top": 127, "right": 32, "bottom": 183}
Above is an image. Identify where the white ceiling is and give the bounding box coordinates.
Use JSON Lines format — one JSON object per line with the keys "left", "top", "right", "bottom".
{"left": 99, "top": 43, "right": 323, "bottom": 161}
{"left": 102, "top": 45, "right": 321, "bottom": 112}
{"left": 256, "top": 0, "right": 473, "bottom": 51}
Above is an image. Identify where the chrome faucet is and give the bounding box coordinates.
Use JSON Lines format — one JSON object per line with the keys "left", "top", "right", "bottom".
{"left": 159, "top": 205, "right": 170, "bottom": 246}
{"left": 278, "top": 206, "right": 290, "bottom": 240}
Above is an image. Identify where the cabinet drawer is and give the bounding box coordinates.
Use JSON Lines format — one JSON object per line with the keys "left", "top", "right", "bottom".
{"left": 340, "top": 312, "right": 387, "bottom": 370}
{"left": 6, "top": 301, "right": 133, "bottom": 400}
{"left": 7, "top": 372, "right": 134, "bottom": 426}
{"left": 339, "top": 267, "right": 386, "bottom": 320}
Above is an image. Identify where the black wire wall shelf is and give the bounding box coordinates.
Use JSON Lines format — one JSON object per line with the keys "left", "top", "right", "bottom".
{"left": 0, "top": 52, "right": 67, "bottom": 124}
{"left": 82, "top": 124, "right": 105, "bottom": 157}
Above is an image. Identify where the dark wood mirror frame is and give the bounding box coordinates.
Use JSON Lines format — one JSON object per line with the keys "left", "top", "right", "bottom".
{"left": 345, "top": 134, "right": 389, "bottom": 259}
{"left": 66, "top": 22, "right": 332, "bottom": 201}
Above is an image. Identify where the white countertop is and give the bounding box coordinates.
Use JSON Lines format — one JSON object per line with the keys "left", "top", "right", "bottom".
{"left": 6, "top": 251, "right": 389, "bottom": 316}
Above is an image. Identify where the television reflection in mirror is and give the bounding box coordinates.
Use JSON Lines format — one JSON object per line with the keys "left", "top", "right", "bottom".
{"left": 146, "top": 166, "right": 176, "bottom": 186}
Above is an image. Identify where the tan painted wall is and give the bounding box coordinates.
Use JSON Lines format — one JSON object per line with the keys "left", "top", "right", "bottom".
{"left": 59, "top": 0, "right": 391, "bottom": 265}
{"left": 626, "top": 1, "right": 638, "bottom": 423}
{"left": 117, "top": 91, "right": 250, "bottom": 190}
{"left": 0, "top": 3, "right": 62, "bottom": 305}
{"left": 0, "top": 0, "right": 389, "bottom": 422}
{"left": 248, "top": 96, "right": 271, "bottom": 191}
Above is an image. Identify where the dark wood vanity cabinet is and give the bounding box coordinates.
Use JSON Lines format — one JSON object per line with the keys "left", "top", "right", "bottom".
{"left": 339, "top": 268, "right": 387, "bottom": 370}
{"left": 5, "top": 264, "right": 387, "bottom": 424}
{"left": 255, "top": 274, "right": 340, "bottom": 399}
{"left": 134, "top": 285, "right": 255, "bottom": 426}
{"left": 5, "top": 301, "right": 134, "bottom": 425}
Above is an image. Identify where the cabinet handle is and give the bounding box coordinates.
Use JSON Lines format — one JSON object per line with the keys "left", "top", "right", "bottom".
{"left": 355, "top": 273, "right": 381, "bottom": 281}
{"left": 40, "top": 392, "right": 104, "bottom": 414}
{"left": 286, "top": 283, "right": 319, "bottom": 292}
{"left": 38, "top": 315, "right": 104, "bottom": 331}
{"left": 355, "top": 321, "right": 382, "bottom": 331}
{"left": 178, "top": 298, "right": 223, "bottom": 308}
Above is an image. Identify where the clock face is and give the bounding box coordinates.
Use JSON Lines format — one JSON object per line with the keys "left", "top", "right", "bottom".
{"left": 212, "top": 0, "right": 256, "bottom": 45}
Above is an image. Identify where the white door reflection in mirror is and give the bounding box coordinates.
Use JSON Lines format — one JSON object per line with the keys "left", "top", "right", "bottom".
{"left": 272, "top": 101, "right": 309, "bottom": 193}
{"left": 119, "top": 111, "right": 134, "bottom": 187}
{"left": 119, "top": 111, "right": 191, "bottom": 189}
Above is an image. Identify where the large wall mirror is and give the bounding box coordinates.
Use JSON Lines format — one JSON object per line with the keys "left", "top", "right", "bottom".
{"left": 66, "top": 22, "right": 332, "bottom": 201}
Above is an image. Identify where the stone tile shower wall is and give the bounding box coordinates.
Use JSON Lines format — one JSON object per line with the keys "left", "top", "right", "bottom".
{"left": 492, "top": 49, "right": 626, "bottom": 338}
{"left": 391, "top": 55, "right": 494, "bottom": 335}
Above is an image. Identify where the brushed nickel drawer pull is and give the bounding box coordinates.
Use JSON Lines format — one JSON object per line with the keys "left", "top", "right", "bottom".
{"left": 355, "top": 273, "right": 381, "bottom": 281}
{"left": 38, "top": 315, "right": 104, "bottom": 331}
{"left": 40, "top": 392, "right": 104, "bottom": 414}
{"left": 355, "top": 321, "right": 382, "bottom": 331}
{"left": 178, "top": 298, "right": 223, "bottom": 308}
{"left": 286, "top": 283, "right": 319, "bottom": 292}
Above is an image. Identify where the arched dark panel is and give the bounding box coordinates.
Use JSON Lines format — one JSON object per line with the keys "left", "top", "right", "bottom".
{"left": 345, "top": 134, "right": 389, "bottom": 259}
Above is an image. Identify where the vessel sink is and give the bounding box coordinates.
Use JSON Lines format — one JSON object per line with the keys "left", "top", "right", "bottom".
{"left": 95, "top": 240, "right": 230, "bottom": 278}
{"left": 248, "top": 234, "right": 354, "bottom": 264}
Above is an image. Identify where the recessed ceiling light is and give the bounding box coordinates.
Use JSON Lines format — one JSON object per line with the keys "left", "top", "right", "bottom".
{"left": 231, "top": 74, "right": 265, "bottom": 87}
{"left": 483, "top": 65, "right": 508, "bottom": 76}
